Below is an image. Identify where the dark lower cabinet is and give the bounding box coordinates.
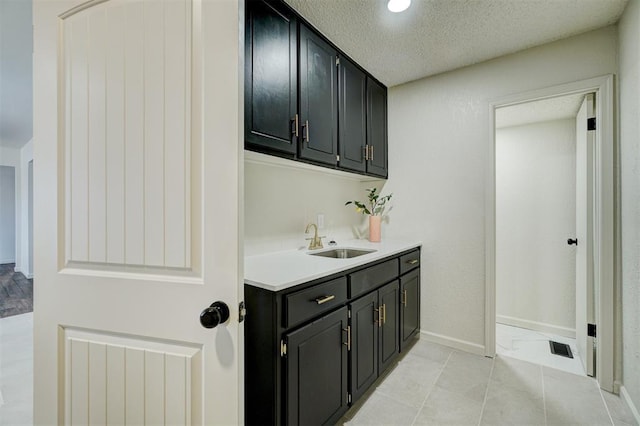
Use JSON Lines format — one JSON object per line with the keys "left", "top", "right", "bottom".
{"left": 244, "top": 247, "right": 420, "bottom": 425}
{"left": 299, "top": 23, "right": 339, "bottom": 166}
{"left": 400, "top": 268, "right": 421, "bottom": 351}
{"left": 285, "top": 306, "right": 349, "bottom": 426}
{"left": 349, "top": 291, "right": 378, "bottom": 402}
{"left": 245, "top": 0, "right": 298, "bottom": 155}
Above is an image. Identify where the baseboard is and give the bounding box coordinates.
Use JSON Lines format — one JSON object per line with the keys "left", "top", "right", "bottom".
{"left": 620, "top": 386, "right": 640, "bottom": 426}
{"left": 420, "top": 330, "right": 486, "bottom": 356}
{"left": 0, "top": 258, "right": 15, "bottom": 265}
{"left": 497, "top": 314, "right": 576, "bottom": 339}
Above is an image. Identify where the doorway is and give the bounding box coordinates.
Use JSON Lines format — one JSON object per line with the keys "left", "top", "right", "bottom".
{"left": 485, "top": 75, "right": 617, "bottom": 392}
{"left": 494, "top": 93, "right": 589, "bottom": 376}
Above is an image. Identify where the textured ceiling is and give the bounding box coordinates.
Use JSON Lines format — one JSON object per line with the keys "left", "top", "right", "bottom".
{"left": 284, "top": 0, "right": 628, "bottom": 87}
{"left": 496, "top": 93, "right": 586, "bottom": 129}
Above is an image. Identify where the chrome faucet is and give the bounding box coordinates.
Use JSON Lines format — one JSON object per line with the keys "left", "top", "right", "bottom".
{"left": 305, "top": 223, "right": 325, "bottom": 250}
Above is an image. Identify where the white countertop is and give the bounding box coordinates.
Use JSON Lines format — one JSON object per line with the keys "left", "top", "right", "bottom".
{"left": 245, "top": 239, "right": 422, "bottom": 292}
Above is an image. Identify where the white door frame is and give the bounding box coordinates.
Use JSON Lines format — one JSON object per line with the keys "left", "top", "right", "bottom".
{"left": 485, "top": 74, "right": 618, "bottom": 393}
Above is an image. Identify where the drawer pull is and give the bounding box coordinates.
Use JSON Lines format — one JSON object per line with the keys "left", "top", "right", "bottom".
{"left": 374, "top": 307, "right": 382, "bottom": 327}
{"left": 382, "top": 304, "right": 386, "bottom": 325}
{"left": 407, "top": 259, "right": 418, "bottom": 265}
{"left": 402, "top": 289, "right": 407, "bottom": 307}
{"left": 315, "top": 295, "right": 335, "bottom": 305}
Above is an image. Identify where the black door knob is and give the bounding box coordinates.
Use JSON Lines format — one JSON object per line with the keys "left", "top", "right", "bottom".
{"left": 200, "top": 301, "right": 230, "bottom": 329}
{"left": 567, "top": 238, "right": 578, "bottom": 246}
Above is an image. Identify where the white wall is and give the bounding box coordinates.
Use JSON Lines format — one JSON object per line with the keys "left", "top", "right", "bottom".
{"left": 618, "top": 0, "right": 640, "bottom": 418}
{"left": 244, "top": 160, "right": 382, "bottom": 255}
{"left": 385, "top": 26, "right": 618, "bottom": 352}
{"left": 18, "top": 140, "right": 33, "bottom": 277}
{"left": 496, "top": 119, "right": 577, "bottom": 336}
{"left": 0, "top": 165, "right": 16, "bottom": 263}
{"left": 0, "top": 146, "right": 19, "bottom": 265}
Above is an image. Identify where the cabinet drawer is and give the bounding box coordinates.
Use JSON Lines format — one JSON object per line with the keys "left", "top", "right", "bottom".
{"left": 349, "top": 258, "right": 398, "bottom": 299}
{"left": 400, "top": 249, "right": 420, "bottom": 275}
{"left": 284, "top": 277, "right": 347, "bottom": 328}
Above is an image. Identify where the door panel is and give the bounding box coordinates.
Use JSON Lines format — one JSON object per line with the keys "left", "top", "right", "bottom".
{"left": 299, "top": 24, "right": 338, "bottom": 165}
{"left": 34, "top": 0, "right": 242, "bottom": 423}
{"left": 245, "top": 0, "right": 298, "bottom": 154}
{"left": 366, "top": 78, "right": 388, "bottom": 178}
{"left": 400, "top": 269, "right": 420, "bottom": 350}
{"left": 286, "top": 307, "right": 349, "bottom": 426}
{"left": 338, "top": 56, "right": 367, "bottom": 173}
{"left": 576, "top": 93, "right": 596, "bottom": 377}
{"left": 350, "top": 292, "right": 378, "bottom": 402}
{"left": 378, "top": 281, "right": 399, "bottom": 372}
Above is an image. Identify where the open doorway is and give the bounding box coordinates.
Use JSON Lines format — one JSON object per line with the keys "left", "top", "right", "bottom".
{"left": 494, "top": 92, "right": 593, "bottom": 377}
{"left": 486, "top": 75, "right": 617, "bottom": 392}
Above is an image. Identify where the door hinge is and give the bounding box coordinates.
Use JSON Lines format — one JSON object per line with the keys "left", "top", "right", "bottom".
{"left": 336, "top": 57, "right": 340, "bottom": 66}
{"left": 588, "top": 323, "right": 596, "bottom": 338}
{"left": 280, "top": 340, "right": 287, "bottom": 357}
{"left": 238, "top": 301, "right": 246, "bottom": 323}
{"left": 587, "top": 117, "right": 596, "bottom": 131}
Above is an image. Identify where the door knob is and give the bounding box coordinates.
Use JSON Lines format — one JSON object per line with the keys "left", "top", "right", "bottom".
{"left": 567, "top": 238, "right": 578, "bottom": 246}
{"left": 200, "top": 301, "right": 230, "bottom": 329}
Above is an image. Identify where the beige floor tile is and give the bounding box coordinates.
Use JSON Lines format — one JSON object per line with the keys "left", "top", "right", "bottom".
{"left": 414, "top": 386, "right": 484, "bottom": 425}
{"left": 433, "top": 351, "right": 493, "bottom": 403}
{"left": 346, "top": 392, "right": 419, "bottom": 426}
{"left": 491, "top": 355, "right": 543, "bottom": 398}
{"left": 543, "top": 367, "right": 613, "bottom": 425}
{"left": 480, "top": 382, "right": 545, "bottom": 426}
{"left": 601, "top": 390, "right": 639, "bottom": 426}
{"left": 404, "top": 339, "right": 453, "bottom": 365}
{"left": 375, "top": 355, "right": 442, "bottom": 408}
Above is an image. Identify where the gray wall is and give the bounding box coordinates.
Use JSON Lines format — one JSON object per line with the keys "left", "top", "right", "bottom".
{"left": 618, "top": 0, "right": 640, "bottom": 416}
{"left": 0, "top": 0, "right": 33, "bottom": 148}
{"left": 0, "top": 165, "right": 15, "bottom": 263}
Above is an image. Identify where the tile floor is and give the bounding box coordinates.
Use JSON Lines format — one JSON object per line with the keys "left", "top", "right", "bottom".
{"left": 496, "top": 323, "right": 586, "bottom": 377}
{"left": 0, "top": 312, "right": 33, "bottom": 426}
{"left": 0, "top": 264, "right": 33, "bottom": 319}
{"left": 343, "top": 339, "right": 638, "bottom": 426}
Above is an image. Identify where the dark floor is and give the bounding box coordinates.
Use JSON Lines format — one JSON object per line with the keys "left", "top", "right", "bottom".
{"left": 0, "top": 263, "right": 33, "bottom": 318}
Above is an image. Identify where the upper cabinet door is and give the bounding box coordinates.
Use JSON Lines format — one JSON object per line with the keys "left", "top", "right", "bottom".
{"left": 338, "top": 56, "right": 367, "bottom": 173}
{"left": 245, "top": 0, "right": 298, "bottom": 155}
{"left": 299, "top": 24, "right": 339, "bottom": 166}
{"left": 367, "top": 78, "right": 388, "bottom": 178}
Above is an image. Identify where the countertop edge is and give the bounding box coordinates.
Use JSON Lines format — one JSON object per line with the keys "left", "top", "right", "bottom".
{"left": 245, "top": 240, "right": 422, "bottom": 292}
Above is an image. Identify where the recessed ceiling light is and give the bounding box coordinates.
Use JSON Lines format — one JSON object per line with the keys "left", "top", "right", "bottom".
{"left": 387, "top": 0, "right": 411, "bottom": 13}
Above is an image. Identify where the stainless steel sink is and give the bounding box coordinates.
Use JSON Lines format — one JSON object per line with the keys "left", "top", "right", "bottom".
{"left": 307, "top": 248, "right": 376, "bottom": 259}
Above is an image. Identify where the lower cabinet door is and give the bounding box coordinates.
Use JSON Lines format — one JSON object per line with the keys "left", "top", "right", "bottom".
{"left": 349, "top": 292, "right": 379, "bottom": 403}
{"left": 285, "top": 306, "right": 349, "bottom": 425}
{"left": 378, "top": 281, "right": 400, "bottom": 372}
{"left": 400, "top": 269, "right": 421, "bottom": 351}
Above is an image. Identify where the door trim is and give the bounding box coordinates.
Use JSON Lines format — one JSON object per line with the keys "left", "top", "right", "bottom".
{"left": 485, "top": 74, "right": 618, "bottom": 392}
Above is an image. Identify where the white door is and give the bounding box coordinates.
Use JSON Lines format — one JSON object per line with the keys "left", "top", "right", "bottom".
{"left": 575, "top": 93, "right": 595, "bottom": 377}
{"left": 33, "top": 0, "right": 243, "bottom": 424}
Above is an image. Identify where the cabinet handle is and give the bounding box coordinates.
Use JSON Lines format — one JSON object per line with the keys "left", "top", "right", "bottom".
{"left": 382, "top": 303, "right": 386, "bottom": 325}
{"left": 292, "top": 114, "right": 299, "bottom": 138}
{"left": 302, "top": 120, "right": 309, "bottom": 142}
{"left": 364, "top": 145, "right": 369, "bottom": 161}
{"left": 407, "top": 259, "right": 418, "bottom": 265}
{"left": 370, "top": 145, "right": 374, "bottom": 161}
{"left": 374, "top": 307, "right": 382, "bottom": 328}
{"left": 315, "top": 295, "right": 335, "bottom": 305}
{"left": 402, "top": 289, "right": 407, "bottom": 307}
{"left": 342, "top": 326, "right": 351, "bottom": 351}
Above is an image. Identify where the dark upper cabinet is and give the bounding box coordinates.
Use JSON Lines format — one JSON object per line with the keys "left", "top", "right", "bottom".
{"left": 400, "top": 268, "right": 421, "bottom": 351}
{"left": 298, "top": 23, "right": 339, "bottom": 165}
{"left": 245, "top": 0, "right": 298, "bottom": 155}
{"left": 285, "top": 306, "right": 349, "bottom": 426}
{"left": 366, "top": 78, "right": 388, "bottom": 178}
{"left": 338, "top": 56, "right": 367, "bottom": 173}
